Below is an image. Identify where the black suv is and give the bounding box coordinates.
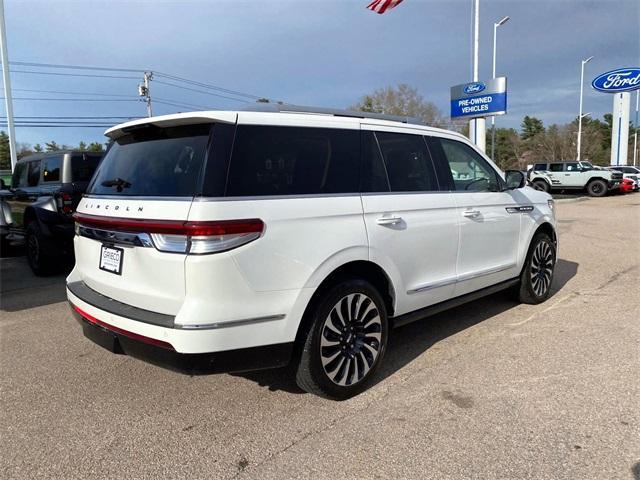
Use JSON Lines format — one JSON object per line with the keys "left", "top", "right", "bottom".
{"left": 0, "top": 151, "right": 102, "bottom": 274}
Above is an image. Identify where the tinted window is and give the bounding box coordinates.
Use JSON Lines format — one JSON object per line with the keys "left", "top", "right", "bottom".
{"left": 72, "top": 153, "right": 102, "bottom": 182}
{"left": 201, "top": 123, "right": 236, "bottom": 197}
{"left": 12, "top": 162, "right": 28, "bottom": 188}
{"left": 564, "top": 162, "right": 579, "bottom": 171}
{"left": 360, "top": 131, "right": 389, "bottom": 192}
{"left": 533, "top": 163, "right": 547, "bottom": 171}
{"left": 226, "top": 126, "right": 360, "bottom": 196}
{"left": 375, "top": 131, "right": 437, "bottom": 192}
{"left": 439, "top": 138, "right": 500, "bottom": 192}
{"left": 27, "top": 161, "right": 41, "bottom": 187}
{"left": 89, "top": 125, "right": 210, "bottom": 196}
{"left": 42, "top": 156, "right": 62, "bottom": 182}
{"left": 549, "top": 163, "right": 564, "bottom": 172}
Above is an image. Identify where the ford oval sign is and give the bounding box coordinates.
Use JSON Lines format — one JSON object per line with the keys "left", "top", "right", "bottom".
{"left": 592, "top": 68, "right": 640, "bottom": 93}
{"left": 464, "top": 82, "right": 486, "bottom": 94}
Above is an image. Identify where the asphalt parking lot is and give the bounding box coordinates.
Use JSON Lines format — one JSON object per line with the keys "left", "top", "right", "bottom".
{"left": 1, "top": 194, "right": 639, "bottom": 480}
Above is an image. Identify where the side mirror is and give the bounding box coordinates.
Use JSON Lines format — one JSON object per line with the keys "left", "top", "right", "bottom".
{"left": 504, "top": 170, "right": 526, "bottom": 190}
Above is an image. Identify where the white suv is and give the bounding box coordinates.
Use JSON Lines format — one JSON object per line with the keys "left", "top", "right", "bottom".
{"left": 67, "top": 105, "right": 558, "bottom": 399}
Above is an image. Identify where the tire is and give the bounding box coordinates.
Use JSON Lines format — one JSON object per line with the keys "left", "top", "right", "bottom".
{"left": 517, "top": 232, "right": 556, "bottom": 305}
{"left": 532, "top": 180, "right": 550, "bottom": 193}
{"left": 586, "top": 179, "right": 607, "bottom": 197}
{"left": 295, "top": 278, "right": 389, "bottom": 400}
{"left": 25, "top": 222, "right": 53, "bottom": 276}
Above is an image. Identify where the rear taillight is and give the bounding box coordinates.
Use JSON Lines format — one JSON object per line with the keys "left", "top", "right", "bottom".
{"left": 73, "top": 213, "right": 264, "bottom": 254}
{"left": 57, "top": 192, "right": 74, "bottom": 214}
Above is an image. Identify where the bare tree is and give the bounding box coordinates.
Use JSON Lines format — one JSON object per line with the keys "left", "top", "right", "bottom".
{"left": 350, "top": 84, "right": 443, "bottom": 126}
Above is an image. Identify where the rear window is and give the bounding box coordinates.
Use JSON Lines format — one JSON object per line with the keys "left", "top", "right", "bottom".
{"left": 72, "top": 154, "right": 102, "bottom": 182}
{"left": 89, "top": 125, "right": 210, "bottom": 196}
{"left": 225, "top": 125, "right": 360, "bottom": 196}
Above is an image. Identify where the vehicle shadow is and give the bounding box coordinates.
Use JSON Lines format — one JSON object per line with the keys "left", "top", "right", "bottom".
{"left": 0, "top": 250, "right": 72, "bottom": 313}
{"left": 233, "top": 258, "right": 579, "bottom": 396}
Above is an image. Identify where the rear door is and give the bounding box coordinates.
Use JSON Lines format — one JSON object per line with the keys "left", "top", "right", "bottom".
{"left": 429, "top": 136, "right": 521, "bottom": 297}
{"left": 73, "top": 122, "right": 217, "bottom": 315}
{"left": 360, "top": 126, "right": 458, "bottom": 316}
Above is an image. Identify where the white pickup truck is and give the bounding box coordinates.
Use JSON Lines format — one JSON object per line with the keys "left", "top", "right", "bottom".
{"left": 528, "top": 161, "right": 622, "bottom": 197}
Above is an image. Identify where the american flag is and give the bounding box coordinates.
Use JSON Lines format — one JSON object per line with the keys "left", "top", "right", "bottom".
{"left": 366, "top": 0, "right": 404, "bottom": 14}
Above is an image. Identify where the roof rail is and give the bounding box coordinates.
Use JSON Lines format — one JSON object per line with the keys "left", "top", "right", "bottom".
{"left": 241, "top": 103, "right": 425, "bottom": 126}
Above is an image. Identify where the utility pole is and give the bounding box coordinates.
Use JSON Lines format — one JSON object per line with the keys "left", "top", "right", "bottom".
{"left": 469, "top": 0, "right": 485, "bottom": 152}
{"left": 0, "top": 0, "right": 17, "bottom": 172}
{"left": 139, "top": 71, "right": 153, "bottom": 117}
{"left": 576, "top": 56, "right": 593, "bottom": 162}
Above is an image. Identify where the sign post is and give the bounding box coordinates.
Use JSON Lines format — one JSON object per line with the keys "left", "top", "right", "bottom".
{"left": 591, "top": 67, "right": 640, "bottom": 166}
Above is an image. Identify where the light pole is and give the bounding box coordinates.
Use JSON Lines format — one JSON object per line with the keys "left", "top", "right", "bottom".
{"left": 491, "top": 15, "right": 509, "bottom": 162}
{"left": 577, "top": 56, "right": 593, "bottom": 162}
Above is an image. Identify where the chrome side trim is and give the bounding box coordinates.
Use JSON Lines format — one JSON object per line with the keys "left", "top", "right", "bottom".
{"left": 78, "top": 226, "right": 153, "bottom": 248}
{"left": 82, "top": 194, "right": 194, "bottom": 201}
{"left": 407, "top": 277, "right": 457, "bottom": 294}
{"left": 456, "top": 262, "right": 517, "bottom": 282}
{"left": 407, "top": 263, "right": 517, "bottom": 294}
{"left": 174, "top": 314, "right": 286, "bottom": 330}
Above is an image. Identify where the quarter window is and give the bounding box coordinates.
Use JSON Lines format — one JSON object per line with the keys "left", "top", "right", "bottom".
{"left": 42, "top": 156, "right": 62, "bottom": 182}
{"left": 27, "top": 161, "right": 41, "bottom": 187}
{"left": 533, "top": 163, "right": 547, "bottom": 171}
{"left": 226, "top": 126, "right": 360, "bottom": 196}
{"left": 375, "top": 131, "right": 437, "bottom": 192}
{"left": 439, "top": 138, "right": 500, "bottom": 192}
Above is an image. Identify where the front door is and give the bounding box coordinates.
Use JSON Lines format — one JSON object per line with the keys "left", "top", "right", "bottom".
{"left": 428, "top": 136, "right": 521, "bottom": 297}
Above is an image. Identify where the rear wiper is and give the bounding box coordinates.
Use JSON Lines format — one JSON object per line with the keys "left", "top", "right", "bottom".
{"left": 101, "top": 177, "right": 132, "bottom": 192}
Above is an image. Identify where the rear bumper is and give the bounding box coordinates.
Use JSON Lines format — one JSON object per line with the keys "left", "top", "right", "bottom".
{"left": 70, "top": 302, "right": 294, "bottom": 374}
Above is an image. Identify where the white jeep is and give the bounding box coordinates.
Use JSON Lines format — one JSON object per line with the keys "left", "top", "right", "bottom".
{"left": 528, "top": 161, "right": 622, "bottom": 197}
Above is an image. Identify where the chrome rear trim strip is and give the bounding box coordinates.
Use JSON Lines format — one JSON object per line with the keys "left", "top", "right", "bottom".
{"left": 174, "top": 314, "right": 286, "bottom": 330}
{"left": 407, "top": 263, "right": 517, "bottom": 294}
{"left": 78, "top": 226, "right": 153, "bottom": 248}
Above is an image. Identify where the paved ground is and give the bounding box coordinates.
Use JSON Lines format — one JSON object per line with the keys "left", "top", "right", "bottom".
{"left": 1, "top": 194, "right": 639, "bottom": 480}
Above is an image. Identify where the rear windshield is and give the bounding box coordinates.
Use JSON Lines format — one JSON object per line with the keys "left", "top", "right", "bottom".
{"left": 71, "top": 153, "right": 102, "bottom": 182}
{"left": 88, "top": 125, "right": 210, "bottom": 196}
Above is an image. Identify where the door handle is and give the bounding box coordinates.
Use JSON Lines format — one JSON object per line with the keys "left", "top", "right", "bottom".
{"left": 376, "top": 216, "right": 403, "bottom": 226}
{"left": 462, "top": 209, "right": 481, "bottom": 218}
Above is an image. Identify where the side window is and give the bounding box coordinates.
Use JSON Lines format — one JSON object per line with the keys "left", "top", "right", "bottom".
{"left": 12, "top": 162, "right": 28, "bottom": 188}
{"left": 42, "top": 156, "right": 62, "bottom": 182}
{"left": 549, "top": 163, "right": 564, "bottom": 172}
{"left": 375, "top": 131, "right": 438, "bottom": 192}
{"left": 226, "top": 126, "right": 360, "bottom": 196}
{"left": 27, "top": 161, "right": 41, "bottom": 187}
{"left": 360, "top": 131, "right": 389, "bottom": 192}
{"left": 533, "top": 163, "right": 547, "bottom": 171}
{"left": 564, "top": 162, "right": 579, "bottom": 172}
{"left": 439, "top": 138, "right": 500, "bottom": 192}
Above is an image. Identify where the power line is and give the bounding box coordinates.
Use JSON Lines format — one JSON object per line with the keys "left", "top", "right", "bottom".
{"left": 9, "top": 60, "right": 145, "bottom": 73}
{"left": 1, "top": 116, "right": 141, "bottom": 119}
{"left": 13, "top": 88, "right": 135, "bottom": 98}
{"left": 0, "top": 97, "right": 138, "bottom": 102}
{"left": 154, "top": 98, "right": 213, "bottom": 111}
{"left": 154, "top": 79, "right": 250, "bottom": 103}
{"left": 154, "top": 72, "right": 261, "bottom": 100}
{"left": 9, "top": 69, "right": 139, "bottom": 79}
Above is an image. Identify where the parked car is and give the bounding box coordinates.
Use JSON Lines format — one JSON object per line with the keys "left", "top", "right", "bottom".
{"left": 606, "top": 166, "right": 640, "bottom": 191}
{"left": 67, "top": 105, "right": 558, "bottom": 399}
{"left": 528, "top": 161, "right": 622, "bottom": 197}
{"left": 0, "top": 151, "right": 102, "bottom": 274}
{"left": 619, "top": 177, "right": 635, "bottom": 194}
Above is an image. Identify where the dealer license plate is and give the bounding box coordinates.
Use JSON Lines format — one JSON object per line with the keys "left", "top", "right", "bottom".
{"left": 99, "top": 245, "right": 123, "bottom": 275}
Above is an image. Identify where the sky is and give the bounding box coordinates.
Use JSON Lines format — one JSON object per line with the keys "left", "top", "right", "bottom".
{"left": 1, "top": 0, "right": 639, "bottom": 147}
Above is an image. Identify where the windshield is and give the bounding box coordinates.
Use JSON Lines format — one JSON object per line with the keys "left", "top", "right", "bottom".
{"left": 88, "top": 124, "right": 211, "bottom": 197}
{"left": 579, "top": 161, "right": 594, "bottom": 169}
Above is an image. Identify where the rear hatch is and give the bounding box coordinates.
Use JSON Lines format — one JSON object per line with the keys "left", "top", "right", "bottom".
{"left": 73, "top": 115, "right": 234, "bottom": 315}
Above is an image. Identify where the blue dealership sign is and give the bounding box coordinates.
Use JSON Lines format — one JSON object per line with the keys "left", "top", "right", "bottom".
{"left": 451, "top": 77, "right": 507, "bottom": 119}
{"left": 592, "top": 68, "right": 640, "bottom": 93}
